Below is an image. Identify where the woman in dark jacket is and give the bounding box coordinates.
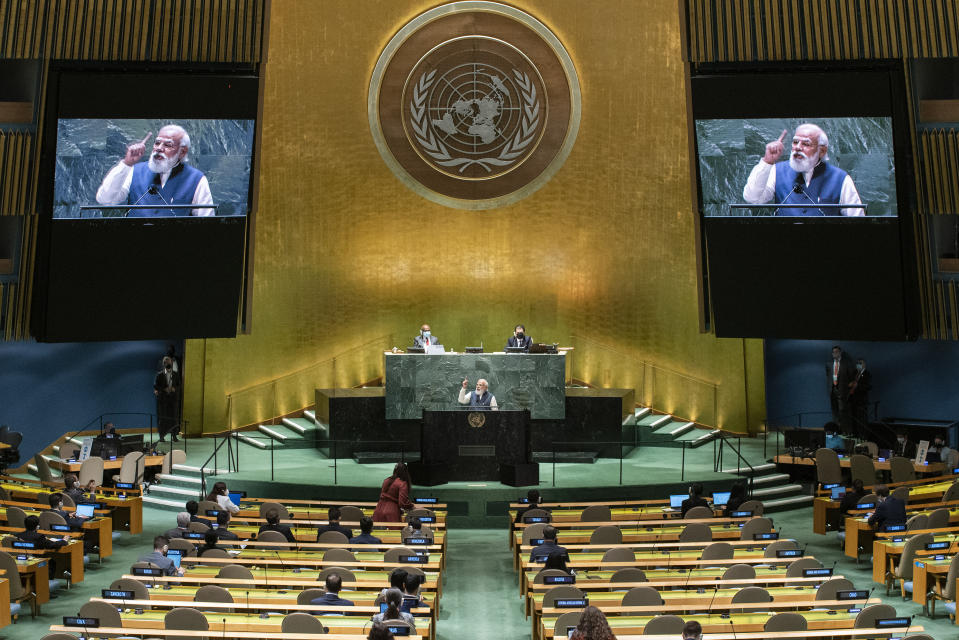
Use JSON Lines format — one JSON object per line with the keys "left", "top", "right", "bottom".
{"left": 373, "top": 462, "right": 413, "bottom": 522}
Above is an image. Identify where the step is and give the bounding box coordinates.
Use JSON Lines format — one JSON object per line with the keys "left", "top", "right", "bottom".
{"left": 146, "top": 483, "right": 200, "bottom": 499}
{"left": 172, "top": 464, "right": 231, "bottom": 476}
{"left": 155, "top": 473, "right": 202, "bottom": 489}
{"left": 302, "top": 410, "right": 317, "bottom": 423}
{"left": 683, "top": 429, "right": 721, "bottom": 448}
{"left": 634, "top": 407, "right": 651, "bottom": 420}
{"left": 751, "top": 483, "right": 802, "bottom": 498}
{"left": 257, "top": 424, "right": 291, "bottom": 443}
{"left": 722, "top": 462, "right": 777, "bottom": 475}
{"left": 282, "top": 418, "right": 315, "bottom": 435}
{"left": 236, "top": 433, "right": 268, "bottom": 449}
{"left": 749, "top": 473, "right": 791, "bottom": 486}
{"left": 654, "top": 421, "right": 695, "bottom": 438}
{"left": 142, "top": 495, "right": 187, "bottom": 511}
{"left": 638, "top": 414, "right": 672, "bottom": 428}
{"left": 762, "top": 494, "right": 815, "bottom": 511}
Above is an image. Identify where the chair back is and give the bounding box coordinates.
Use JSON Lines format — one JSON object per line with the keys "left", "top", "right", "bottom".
{"left": 195, "top": 584, "right": 234, "bottom": 603}
{"left": 79, "top": 600, "right": 123, "bottom": 627}
{"left": 762, "top": 539, "right": 800, "bottom": 558}
{"left": 815, "top": 447, "right": 842, "bottom": 485}
{"left": 542, "top": 585, "right": 585, "bottom": 608}
{"left": 897, "top": 533, "right": 934, "bottom": 578}
{"left": 580, "top": 505, "right": 611, "bottom": 522}
{"left": 890, "top": 457, "right": 916, "bottom": 484}
{"left": 589, "top": 525, "right": 622, "bottom": 545}
{"left": 737, "top": 499, "right": 764, "bottom": 516}
{"left": 5, "top": 506, "right": 26, "bottom": 528}
{"left": 849, "top": 454, "right": 876, "bottom": 485}
{"left": 216, "top": 564, "right": 254, "bottom": 587}
{"left": 610, "top": 567, "right": 646, "bottom": 583}
{"left": 317, "top": 566, "right": 356, "bottom": 583}
{"left": 891, "top": 486, "right": 911, "bottom": 503}
{"left": 78, "top": 456, "right": 104, "bottom": 487}
{"left": 521, "top": 523, "right": 547, "bottom": 545}
{"left": 942, "top": 553, "right": 959, "bottom": 600}
{"left": 906, "top": 513, "right": 928, "bottom": 531}
{"left": 853, "top": 603, "right": 898, "bottom": 628}
{"left": 282, "top": 612, "right": 327, "bottom": 633}
{"left": 600, "top": 547, "right": 634, "bottom": 563}
{"left": 700, "top": 542, "right": 734, "bottom": 561}
{"left": 110, "top": 577, "right": 150, "bottom": 600}
{"left": 59, "top": 443, "right": 81, "bottom": 460}
{"left": 161, "top": 449, "right": 187, "bottom": 474}
{"left": 117, "top": 451, "right": 146, "bottom": 484}
{"left": 621, "top": 585, "right": 662, "bottom": 606}
{"left": 38, "top": 510, "right": 67, "bottom": 530}
{"left": 679, "top": 523, "right": 712, "bottom": 543}
{"left": 731, "top": 586, "right": 772, "bottom": 606}
{"left": 721, "top": 563, "right": 756, "bottom": 582}
{"left": 942, "top": 481, "right": 959, "bottom": 503}
{"left": 553, "top": 611, "right": 583, "bottom": 636}
{"left": 34, "top": 454, "right": 58, "bottom": 482}
{"left": 784, "top": 557, "right": 822, "bottom": 578}
{"left": 59, "top": 492, "right": 74, "bottom": 507}
{"left": 684, "top": 505, "right": 714, "bottom": 520}
{"left": 297, "top": 588, "right": 326, "bottom": 604}
{"left": 926, "top": 507, "right": 951, "bottom": 530}
{"left": 40, "top": 634, "right": 83, "bottom": 640}
{"left": 384, "top": 547, "right": 415, "bottom": 563}
{"left": 198, "top": 500, "right": 219, "bottom": 514}
{"left": 0, "top": 551, "right": 26, "bottom": 598}
{"left": 164, "top": 606, "right": 210, "bottom": 640}
{"left": 815, "top": 577, "right": 854, "bottom": 601}
{"left": 200, "top": 548, "right": 229, "bottom": 559}
{"left": 522, "top": 508, "right": 551, "bottom": 522}
{"left": 643, "top": 614, "right": 684, "bottom": 635}
{"left": 255, "top": 530, "right": 287, "bottom": 550}
{"left": 338, "top": 505, "right": 365, "bottom": 523}
{"left": 318, "top": 530, "right": 349, "bottom": 544}
{"left": 863, "top": 441, "right": 879, "bottom": 458}
{"left": 533, "top": 569, "right": 571, "bottom": 584}
{"left": 764, "top": 612, "right": 808, "bottom": 632}
{"left": 323, "top": 548, "right": 356, "bottom": 562}
{"left": 188, "top": 521, "right": 210, "bottom": 534}
{"left": 738, "top": 516, "right": 773, "bottom": 540}
{"left": 169, "top": 538, "right": 198, "bottom": 556}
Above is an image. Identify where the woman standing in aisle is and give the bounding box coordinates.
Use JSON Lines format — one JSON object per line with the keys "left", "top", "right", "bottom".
{"left": 373, "top": 462, "right": 413, "bottom": 522}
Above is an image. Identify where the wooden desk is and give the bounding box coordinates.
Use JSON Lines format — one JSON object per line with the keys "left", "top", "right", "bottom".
{"left": 48, "top": 454, "right": 164, "bottom": 473}
{"left": 125, "top": 568, "right": 441, "bottom": 594}
{"left": 16, "top": 556, "right": 49, "bottom": 605}
{"left": 0, "top": 578, "right": 9, "bottom": 627}
{"left": 911, "top": 555, "right": 952, "bottom": 606}
{"left": 49, "top": 627, "right": 424, "bottom": 639}
{"left": 0, "top": 538, "right": 84, "bottom": 584}
{"left": 774, "top": 454, "right": 946, "bottom": 475}
{"left": 179, "top": 553, "right": 444, "bottom": 572}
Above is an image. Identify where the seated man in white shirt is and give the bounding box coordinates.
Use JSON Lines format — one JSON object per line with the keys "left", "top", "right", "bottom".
{"left": 96, "top": 124, "right": 214, "bottom": 217}
{"left": 457, "top": 377, "right": 498, "bottom": 410}
{"left": 742, "top": 123, "right": 863, "bottom": 217}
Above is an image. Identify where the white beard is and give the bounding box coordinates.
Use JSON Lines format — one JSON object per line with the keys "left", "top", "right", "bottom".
{"left": 148, "top": 153, "right": 179, "bottom": 174}
{"left": 788, "top": 151, "right": 818, "bottom": 174}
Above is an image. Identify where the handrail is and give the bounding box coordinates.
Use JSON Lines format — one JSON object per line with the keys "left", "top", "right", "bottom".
{"left": 713, "top": 432, "right": 755, "bottom": 496}
{"left": 198, "top": 434, "right": 236, "bottom": 498}
{"left": 568, "top": 334, "right": 720, "bottom": 428}
{"left": 225, "top": 333, "right": 394, "bottom": 430}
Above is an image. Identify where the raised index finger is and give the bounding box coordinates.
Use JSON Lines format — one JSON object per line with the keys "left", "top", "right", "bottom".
{"left": 140, "top": 131, "right": 153, "bottom": 145}
{"left": 776, "top": 129, "right": 787, "bottom": 144}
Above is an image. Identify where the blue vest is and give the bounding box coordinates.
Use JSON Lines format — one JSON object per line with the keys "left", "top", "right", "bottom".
{"left": 128, "top": 162, "right": 204, "bottom": 217}
{"left": 774, "top": 161, "right": 848, "bottom": 216}
{"left": 470, "top": 391, "right": 493, "bottom": 409}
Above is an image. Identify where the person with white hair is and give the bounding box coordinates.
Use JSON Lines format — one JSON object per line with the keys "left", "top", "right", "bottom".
{"left": 742, "top": 123, "right": 863, "bottom": 216}
{"left": 96, "top": 124, "right": 214, "bottom": 217}
{"left": 457, "top": 376, "right": 498, "bottom": 410}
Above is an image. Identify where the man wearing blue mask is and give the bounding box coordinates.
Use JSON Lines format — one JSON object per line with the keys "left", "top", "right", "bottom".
{"left": 413, "top": 324, "right": 437, "bottom": 349}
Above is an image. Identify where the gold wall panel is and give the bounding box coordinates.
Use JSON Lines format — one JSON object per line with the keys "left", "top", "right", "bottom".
{"left": 185, "top": 0, "right": 766, "bottom": 434}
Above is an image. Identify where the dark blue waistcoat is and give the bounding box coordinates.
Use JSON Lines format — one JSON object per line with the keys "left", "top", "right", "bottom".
{"left": 128, "top": 162, "right": 204, "bottom": 217}
{"left": 470, "top": 391, "right": 493, "bottom": 409}
{"left": 774, "top": 160, "right": 848, "bottom": 216}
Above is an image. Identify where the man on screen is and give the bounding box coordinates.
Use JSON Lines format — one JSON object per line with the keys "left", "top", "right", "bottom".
{"left": 96, "top": 124, "right": 214, "bottom": 217}
{"left": 742, "top": 124, "right": 863, "bottom": 216}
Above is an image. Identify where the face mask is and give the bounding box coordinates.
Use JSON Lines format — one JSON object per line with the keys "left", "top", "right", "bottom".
{"left": 421, "top": 330, "right": 430, "bottom": 338}
{"left": 516, "top": 332, "right": 524, "bottom": 339}
{"left": 856, "top": 364, "right": 863, "bottom": 371}
{"left": 165, "top": 364, "right": 172, "bottom": 369}
{"left": 897, "top": 437, "right": 904, "bottom": 443}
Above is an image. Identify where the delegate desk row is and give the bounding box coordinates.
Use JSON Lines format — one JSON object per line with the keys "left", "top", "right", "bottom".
{"left": 841, "top": 505, "right": 959, "bottom": 559}
{"left": 1, "top": 500, "right": 116, "bottom": 556}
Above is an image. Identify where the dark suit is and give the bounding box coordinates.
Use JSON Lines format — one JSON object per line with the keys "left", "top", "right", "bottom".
{"left": 826, "top": 352, "right": 857, "bottom": 432}
{"left": 16, "top": 529, "right": 66, "bottom": 550}
{"left": 164, "top": 527, "right": 188, "bottom": 539}
{"left": 315, "top": 523, "right": 353, "bottom": 541}
{"left": 190, "top": 514, "right": 213, "bottom": 528}
{"left": 412, "top": 335, "right": 439, "bottom": 349}
{"left": 868, "top": 497, "right": 907, "bottom": 531}
{"left": 216, "top": 528, "right": 240, "bottom": 541}
{"left": 681, "top": 496, "right": 709, "bottom": 518}
{"left": 311, "top": 592, "right": 354, "bottom": 607}
{"left": 506, "top": 335, "right": 533, "bottom": 351}
{"left": 514, "top": 504, "right": 551, "bottom": 523}
{"left": 849, "top": 368, "right": 873, "bottom": 436}
{"left": 529, "top": 540, "right": 567, "bottom": 563}
{"left": 349, "top": 533, "right": 381, "bottom": 544}
{"left": 839, "top": 489, "right": 866, "bottom": 515}
{"left": 258, "top": 523, "right": 296, "bottom": 543}
{"left": 894, "top": 439, "right": 917, "bottom": 460}
{"left": 51, "top": 508, "right": 85, "bottom": 529}
{"left": 154, "top": 369, "right": 181, "bottom": 439}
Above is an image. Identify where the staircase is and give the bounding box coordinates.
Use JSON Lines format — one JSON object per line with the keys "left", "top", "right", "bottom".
{"left": 144, "top": 463, "right": 229, "bottom": 512}
{"left": 634, "top": 408, "right": 720, "bottom": 448}
{"left": 721, "top": 460, "right": 813, "bottom": 513}
{"left": 232, "top": 411, "right": 327, "bottom": 452}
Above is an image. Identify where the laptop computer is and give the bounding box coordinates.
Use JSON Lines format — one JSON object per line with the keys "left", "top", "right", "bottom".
{"left": 166, "top": 548, "right": 182, "bottom": 568}
{"left": 830, "top": 486, "right": 845, "bottom": 499}
{"left": 75, "top": 503, "right": 96, "bottom": 518}
{"left": 668, "top": 494, "right": 686, "bottom": 509}
{"left": 425, "top": 345, "right": 445, "bottom": 354}
{"left": 228, "top": 491, "right": 245, "bottom": 506}
{"left": 711, "top": 491, "right": 731, "bottom": 506}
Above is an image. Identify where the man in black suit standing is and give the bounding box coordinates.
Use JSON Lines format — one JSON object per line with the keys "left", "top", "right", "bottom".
{"left": 868, "top": 484, "right": 907, "bottom": 531}
{"left": 506, "top": 324, "right": 533, "bottom": 351}
{"left": 849, "top": 358, "right": 873, "bottom": 437}
{"left": 826, "top": 346, "right": 857, "bottom": 434}
{"left": 154, "top": 356, "right": 181, "bottom": 441}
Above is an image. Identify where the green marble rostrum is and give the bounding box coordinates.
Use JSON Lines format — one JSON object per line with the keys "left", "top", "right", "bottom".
{"left": 385, "top": 353, "right": 566, "bottom": 420}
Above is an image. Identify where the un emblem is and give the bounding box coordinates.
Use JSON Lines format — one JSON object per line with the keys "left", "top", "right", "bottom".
{"left": 468, "top": 412, "right": 487, "bottom": 428}
{"left": 369, "top": 2, "right": 580, "bottom": 209}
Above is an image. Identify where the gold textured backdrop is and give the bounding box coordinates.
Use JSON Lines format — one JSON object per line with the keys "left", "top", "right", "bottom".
{"left": 183, "top": 0, "right": 766, "bottom": 434}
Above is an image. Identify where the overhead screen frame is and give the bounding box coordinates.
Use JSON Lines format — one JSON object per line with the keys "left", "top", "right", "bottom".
{"left": 689, "top": 61, "right": 919, "bottom": 341}
{"left": 32, "top": 62, "right": 262, "bottom": 342}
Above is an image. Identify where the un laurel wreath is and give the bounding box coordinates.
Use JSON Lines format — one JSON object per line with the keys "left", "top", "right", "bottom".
{"left": 468, "top": 412, "right": 487, "bottom": 428}
{"left": 369, "top": 1, "right": 581, "bottom": 209}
